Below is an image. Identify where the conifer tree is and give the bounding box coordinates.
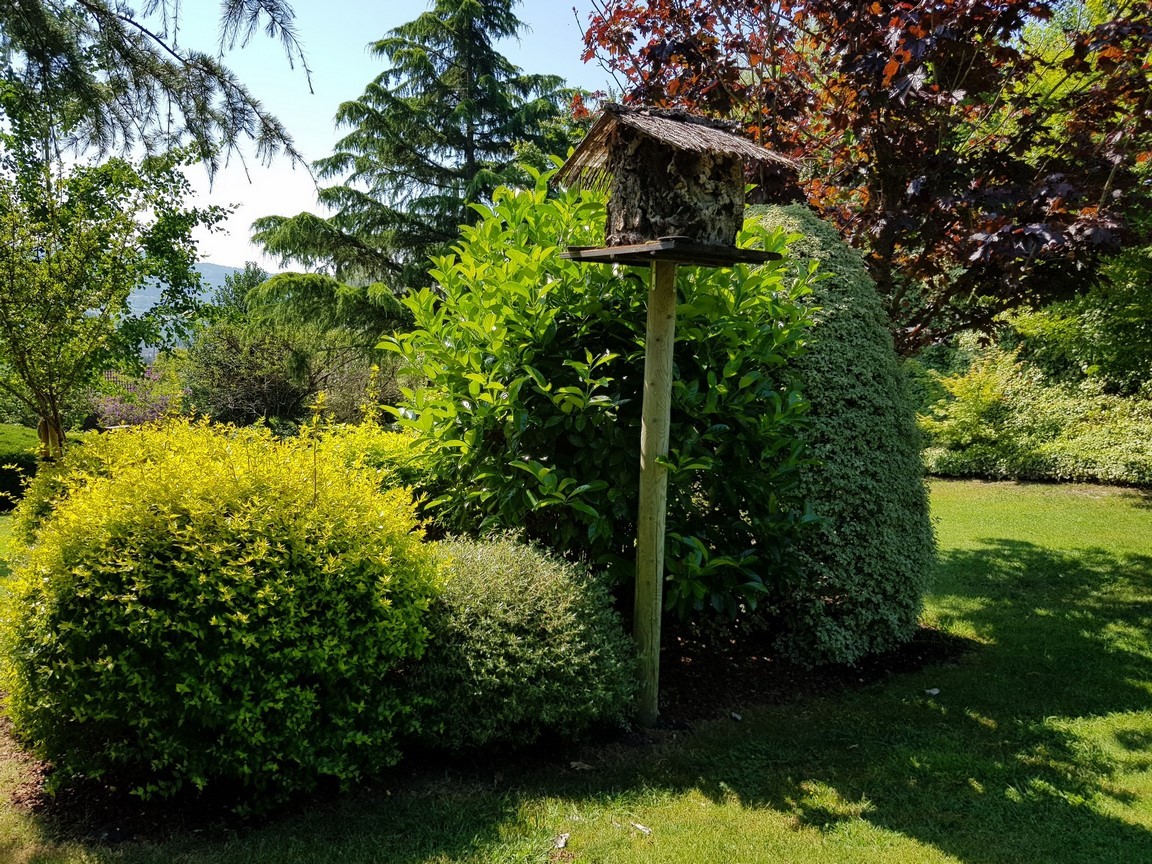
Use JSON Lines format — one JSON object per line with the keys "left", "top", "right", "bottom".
{"left": 0, "top": 1, "right": 307, "bottom": 171}
{"left": 253, "top": 0, "right": 577, "bottom": 288}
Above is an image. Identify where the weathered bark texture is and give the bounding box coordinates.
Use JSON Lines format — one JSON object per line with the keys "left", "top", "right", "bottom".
{"left": 604, "top": 126, "right": 745, "bottom": 247}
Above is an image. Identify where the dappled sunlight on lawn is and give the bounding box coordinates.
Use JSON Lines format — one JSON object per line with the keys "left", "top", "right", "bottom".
{"left": 630, "top": 539, "right": 1152, "bottom": 864}
{"left": 1, "top": 485, "right": 1151, "bottom": 863}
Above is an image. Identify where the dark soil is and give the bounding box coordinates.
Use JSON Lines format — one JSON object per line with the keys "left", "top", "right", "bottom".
{"left": 3, "top": 626, "right": 974, "bottom": 846}
{"left": 657, "top": 624, "right": 974, "bottom": 728}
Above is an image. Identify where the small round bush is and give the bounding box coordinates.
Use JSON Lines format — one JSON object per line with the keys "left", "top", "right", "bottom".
{"left": 749, "top": 205, "right": 937, "bottom": 666}
{"left": 411, "top": 536, "right": 635, "bottom": 751}
{"left": 0, "top": 420, "right": 441, "bottom": 801}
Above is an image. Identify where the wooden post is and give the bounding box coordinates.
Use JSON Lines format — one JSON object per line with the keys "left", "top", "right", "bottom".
{"left": 634, "top": 259, "right": 678, "bottom": 727}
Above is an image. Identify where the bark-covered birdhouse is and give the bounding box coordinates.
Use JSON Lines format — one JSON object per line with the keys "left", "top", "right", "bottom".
{"left": 556, "top": 103, "right": 794, "bottom": 249}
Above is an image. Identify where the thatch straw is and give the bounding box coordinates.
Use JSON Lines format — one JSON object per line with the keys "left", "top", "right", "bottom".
{"left": 556, "top": 103, "right": 794, "bottom": 191}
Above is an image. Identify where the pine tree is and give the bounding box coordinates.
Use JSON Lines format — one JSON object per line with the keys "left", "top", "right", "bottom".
{"left": 253, "top": 0, "right": 578, "bottom": 288}
{"left": 0, "top": 1, "right": 307, "bottom": 171}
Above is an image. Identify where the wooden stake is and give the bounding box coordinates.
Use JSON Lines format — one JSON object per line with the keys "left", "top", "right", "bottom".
{"left": 634, "top": 259, "right": 678, "bottom": 727}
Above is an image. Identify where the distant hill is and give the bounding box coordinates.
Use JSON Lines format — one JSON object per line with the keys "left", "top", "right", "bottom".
{"left": 196, "top": 262, "right": 244, "bottom": 291}
{"left": 130, "top": 263, "right": 243, "bottom": 362}
{"left": 126, "top": 262, "right": 242, "bottom": 316}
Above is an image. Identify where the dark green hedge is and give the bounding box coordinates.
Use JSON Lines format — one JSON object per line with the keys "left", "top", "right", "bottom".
{"left": 750, "top": 205, "right": 936, "bottom": 666}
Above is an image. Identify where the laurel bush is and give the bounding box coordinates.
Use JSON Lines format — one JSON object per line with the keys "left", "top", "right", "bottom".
{"left": 384, "top": 170, "right": 817, "bottom": 618}
{"left": 411, "top": 535, "right": 634, "bottom": 750}
{"left": 749, "top": 205, "right": 936, "bottom": 666}
{"left": 0, "top": 420, "right": 441, "bottom": 801}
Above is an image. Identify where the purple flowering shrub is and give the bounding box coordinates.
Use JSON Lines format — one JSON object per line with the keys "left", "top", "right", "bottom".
{"left": 93, "top": 365, "right": 185, "bottom": 427}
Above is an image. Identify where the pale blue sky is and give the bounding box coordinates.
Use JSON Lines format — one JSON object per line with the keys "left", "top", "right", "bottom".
{"left": 180, "top": 0, "right": 615, "bottom": 268}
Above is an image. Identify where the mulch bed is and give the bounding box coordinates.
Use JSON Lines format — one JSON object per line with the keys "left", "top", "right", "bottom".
{"left": 3, "top": 626, "right": 973, "bottom": 846}
{"left": 658, "top": 623, "right": 972, "bottom": 728}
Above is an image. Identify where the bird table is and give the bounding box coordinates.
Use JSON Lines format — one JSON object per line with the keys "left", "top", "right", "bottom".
{"left": 561, "top": 237, "right": 781, "bottom": 727}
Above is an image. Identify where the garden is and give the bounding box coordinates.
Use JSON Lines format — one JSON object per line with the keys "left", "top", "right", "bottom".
{"left": 1, "top": 1, "right": 1151, "bottom": 863}
{"left": 1, "top": 481, "right": 1150, "bottom": 863}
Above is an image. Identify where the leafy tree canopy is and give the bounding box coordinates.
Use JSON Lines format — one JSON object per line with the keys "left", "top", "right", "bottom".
{"left": 253, "top": 0, "right": 581, "bottom": 289}
{"left": 183, "top": 267, "right": 410, "bottom": 425}
{"left": 247, "top": 272, "right": 411, "bottom": 348}
{"left": 583, "top": 0, "right": 1152, "bottom": 353}
{"left": 0, "top": 139, "right": 225, "bottom": 453}
{"left": 0, "top": 0, "right": 308, "bottom": 171}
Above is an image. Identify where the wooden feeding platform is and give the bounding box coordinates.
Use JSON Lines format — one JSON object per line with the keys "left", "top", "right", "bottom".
{"left": 555, "top": 103, "right": 795, "bottom": 728}
{"left": 561, "top": 238, "right": 781, "bottom": 268}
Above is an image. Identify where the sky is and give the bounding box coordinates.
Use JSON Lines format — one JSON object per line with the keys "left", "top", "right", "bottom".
{"left": 176, "top": 0, "right": 616, "bottom": 269}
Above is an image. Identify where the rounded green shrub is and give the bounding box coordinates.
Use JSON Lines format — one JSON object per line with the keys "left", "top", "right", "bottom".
{"left": 411, "top": 535, "right": 635, "bottom": 751}
{"left": 749, "top": 205, "right": 936, "bottom": 666}
{"left": 0, "top": 420, "right": 441, "bottom": 801}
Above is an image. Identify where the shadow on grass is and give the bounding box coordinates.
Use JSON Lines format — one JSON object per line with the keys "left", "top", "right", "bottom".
{"left": 12, "top": 541, "right": 1152, "bottom": 863}
{"left": 653, "top": 540, "right": 1152, "bottom": 863}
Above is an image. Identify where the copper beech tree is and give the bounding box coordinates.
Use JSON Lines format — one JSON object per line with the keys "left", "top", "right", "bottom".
{"left": 584, "top": 0, "right": 1152, "bottom": 353}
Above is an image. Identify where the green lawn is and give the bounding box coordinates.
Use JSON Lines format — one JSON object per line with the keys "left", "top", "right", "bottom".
{"left": 2, "top": 478, "right": 1151, "bottom": 863}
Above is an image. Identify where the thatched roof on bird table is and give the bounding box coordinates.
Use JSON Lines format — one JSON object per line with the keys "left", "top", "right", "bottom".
{"left": 555, "top": 103, "right": 795, "bottom": 192}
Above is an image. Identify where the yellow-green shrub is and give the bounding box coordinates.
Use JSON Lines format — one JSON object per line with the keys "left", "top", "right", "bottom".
{"left": 411, "top": 536, "right": 635, "bottom": 750}
{"left": 319, "top": 423, "right": 427, "bottom": 490}
{"left": 0, "top": 420, "right": 441, "bottom": 802}
{"left": 13, "top": 424, "right": 216, "bottom": 542}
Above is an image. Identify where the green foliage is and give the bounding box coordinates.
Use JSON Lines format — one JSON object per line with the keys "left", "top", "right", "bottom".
{"left": 0, "top": 387, "right": 38, "bottom": 428}
{"left": 253, "top": 0, "right": 578, "bottom": 287}
{"left": 411, "top": 535, "right": 634, "bottom": 751}
{"left": 0, "top": 1, "right": 306, "bottom": 172}
{"left": 921, "top": 346, "right": 1152, "bottom": 486}
{"left": 0, "top": 424, "right": 38, "bottom": 511}
{"left": 242, "top": 272, "right": 413, "bottom": 420}
{"left": 182, "top": 320, "right": 312, "bottom": 426}
{"left": 0, "top": 144, "right": 224, "bottom": 453}
{"left": 749, "top": 205, "right": 936, "bottom": 666}
{"left": 0, "top": 420, "right": 441, "bottom": 802}
{"left": 247, "top": 273, "right": 411, "bottom": 345}
{"left": 188, "top": 267, "right": 411, "bottom": 425}
{"left": 384, "top": 172, "right": 817, "bottom": 618}
{"left": 919, "top": 348, "right": 1035, "bottom": 453}
{"left": 11, "top": 432, "right": 114, "bottom": 543}
{"left": 1005, "top": 246, "right": 1152, "bottom": 396}
{"left": 319, "top": 423, "right": 428, "bottom": 491}
{"left": 205, "top": 262, "right": 268, "bottom": 321}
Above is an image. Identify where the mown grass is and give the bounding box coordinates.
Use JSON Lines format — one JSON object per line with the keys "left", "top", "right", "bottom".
{"left": 0, "top": 423, "right": 38, "bottom": 513}
{"left": 1, "top": 478, "right": 1151, "bottom": 863}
